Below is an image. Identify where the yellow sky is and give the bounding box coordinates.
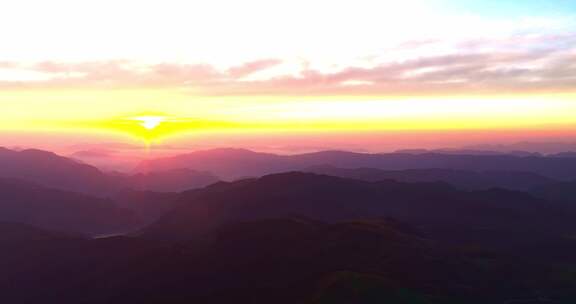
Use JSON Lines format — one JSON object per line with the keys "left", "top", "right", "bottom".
{"left": 1, "top": 89, "right": 574, "bottom": 144}
{"left": 1, "top": 0, "right": 575, "bottom": 151}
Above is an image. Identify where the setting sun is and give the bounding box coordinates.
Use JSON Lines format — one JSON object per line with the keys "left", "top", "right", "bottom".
{"left": 134, "top": 116, "right": 166, "bottom": 130}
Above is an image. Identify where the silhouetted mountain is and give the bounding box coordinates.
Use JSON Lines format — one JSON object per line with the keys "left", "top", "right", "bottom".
{"left": 550, "top": 152, "right": 576, "bottom": 158}
{"left": 0, "top": 217, "right": 559, "bottom": 304}
{"left": 122, "top": 168, "right": 218, "bottom": 192}
{"left": 0, "top": 172, "right": 574, "bottom": 302}
{"left": 305, "top": 165, "right": 555, "bottom": 191}
{"left": 395, "top": 148, "right": 540, "bottom": 157}
{"left": 137, "top": 148, "right": 289, "bottom": 178}
{"left": 207, "top": 217, "right": 485, "bottom": 303}
{"left": 137, "top": 148, "right": 576, "bottom": 180}
{"left": 0, "top": 147, "right": 220, "bottom": 195}
{"left": 109, "top": 170, "right": 219, "bottom": 226}
{"left": 468, "top": 141, "right": 576, "bottom": 154}
{"left": 0, "top": 222, "right": 83, "bottom": 241}
{"left": 0, "top": 147, "right": 113, "bottom": 194}
{"left": 0, "top": 178, "right": 137, "bottom": 235}
{"left": 140, "top": 172, "right": 568, "bottom": 244}
{"left": 0, "top": 236, "right": 172, "bottom": 304}
{"left": 531, "top": 180, "right": 576, "bottom": 203}
{"left": 113, "top": 190, "right": 181, "bottom": 224}
{"left": 213, "top": 217, "right": 431, "bottom": 266}
{"left": 3, "top": 147, "right": 576, "bottom": 303}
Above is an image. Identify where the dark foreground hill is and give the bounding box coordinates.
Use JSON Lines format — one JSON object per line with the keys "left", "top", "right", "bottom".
{"left": 1, "top": 218, "right": 572, "bottom": 304}
{"left": 141, "top": 172, "right": 570, "bottom": 245}
{"left": 531, "top": 180, "right": 576, "bottom": 203}
{"left": 112, "top": 190, "right": 181, "bottom": 225}
{"left": 1, "top": 173, "right": 576, "bottom": 303}
{"left": 137, "top": 148, "right": 576, "bottom": 180}
{"left": 0, "top": 222, "right": 83, "bottom": 241}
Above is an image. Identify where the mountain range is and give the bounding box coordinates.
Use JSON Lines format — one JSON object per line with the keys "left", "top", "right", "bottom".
{"left": 141, "top": 172, "right": 573, "bottom": 249}
{"left": 137, "top": 147, "right": 576, "bottom": 180}
{"left": 1, "top": 148, "right": 576, "bottom": 302}
{"left": 1, "top": 171, "right": 574, "bottom": 303}
{"left": 304, "top": 165, "right": 556, "bottom": 191}
{"left": 0, "top": 147, "right": 218, "bottom": 194}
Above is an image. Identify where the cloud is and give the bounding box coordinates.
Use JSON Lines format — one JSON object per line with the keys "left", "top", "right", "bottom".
{"left": 227, "top": 59, "right": 283, "bottom": 78}
{"left": 0, "top": 33, "right": 574, "bottom": 95}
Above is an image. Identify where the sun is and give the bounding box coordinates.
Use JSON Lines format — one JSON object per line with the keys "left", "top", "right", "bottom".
{"left": 103, "top": 113, "right": 239, "bottom": 143}
{"left": 100, "top": 113, "right": 176, "bottom": 143}
{"left": 134, "top": 116, "right": 166, "bottom": 130}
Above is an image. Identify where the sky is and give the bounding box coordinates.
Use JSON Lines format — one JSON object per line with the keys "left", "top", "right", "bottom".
{"left": 1, "top": 0, "right": 575, "bottom": 167}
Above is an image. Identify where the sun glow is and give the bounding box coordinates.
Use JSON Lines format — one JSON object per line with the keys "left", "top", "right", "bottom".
{"left": 135, "top": 116, "right": 166, "bottom": 130}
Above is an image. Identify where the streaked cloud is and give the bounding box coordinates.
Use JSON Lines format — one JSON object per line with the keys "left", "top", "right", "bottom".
{"left": 0, "top": 32, "right": 573, "bottom": 95}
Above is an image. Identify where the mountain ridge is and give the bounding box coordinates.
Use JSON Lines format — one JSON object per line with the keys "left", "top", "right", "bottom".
{"left": 136, "top": 147, "right": 576, "bottom": 180}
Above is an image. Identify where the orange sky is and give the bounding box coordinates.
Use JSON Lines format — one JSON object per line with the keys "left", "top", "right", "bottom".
{"left": 1, "top": 0, "right": 575, "bottom": 164}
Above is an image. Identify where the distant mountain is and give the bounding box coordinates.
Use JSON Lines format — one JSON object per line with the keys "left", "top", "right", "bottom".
{"left": 550, "top": 152, "right": 576, "bottom": 158}
{"left": 305, "top": 165, "right": 555, "bottom": 191}
{"left": 0, "top": 178, "right": 137, "bottom": 235}
{"left": 395, "top": 148, "right": 540, "bottom": 157}
{"left": 122, "top": 168, "right": 218, "bottom": 192}
{"left": 140, "top": 172, "right": 565, "bottom": 243}
{"left": 0, "top": 147, "right": 113, "bottom": 194}
{"left": 467, "top": 141, "right": 576, "bottom": 154}
{"left": 137, "top": 148, "right": 290, "bottom": 179}
{"left": 0, "top": 147, "right": 219, "bottom": 195}
{"left": 137, "top": 147, "right": 576, "bottom": 180}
